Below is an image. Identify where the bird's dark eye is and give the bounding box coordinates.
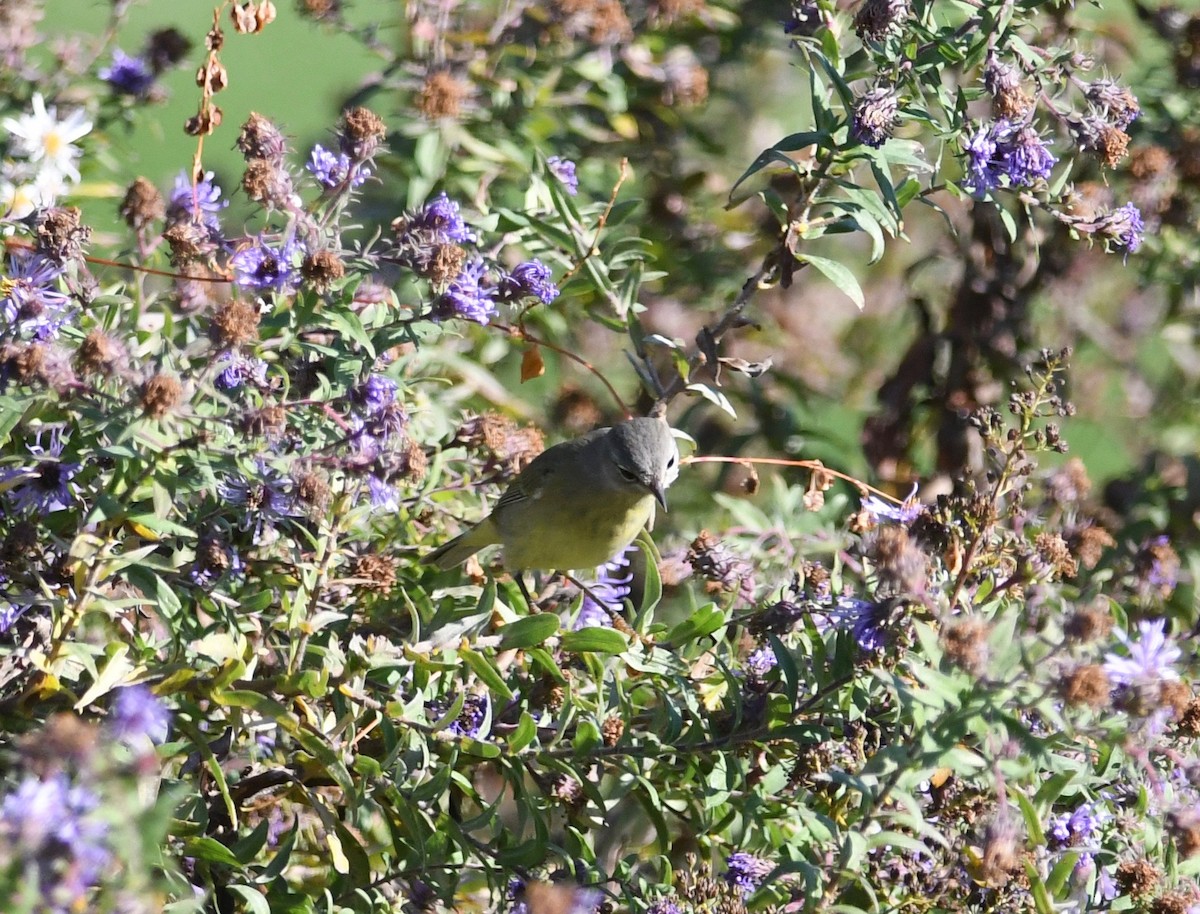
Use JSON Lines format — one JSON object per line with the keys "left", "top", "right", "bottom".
{"left": 667, "top": 454, "right": 677, "bottom": 468}
{"left": 617, "top": 465, "right": 639, "bottom": 483}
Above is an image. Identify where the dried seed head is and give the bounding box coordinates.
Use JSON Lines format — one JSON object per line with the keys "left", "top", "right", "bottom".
{"left": 686, "top": 530, "right": 755, "bottom": 599}
{"left": 75, "top": 329, "right": 127, "bottom": 377}
{"left": 2, "top": 342, "right": 46, "bottom": 385}
{"left": 870, "top": 525, "right": 928, "bottom": 596}
{"left": 294, "top": 469, "right": 331, "bottom": 511}
{"left": 1161, "top": 680, "right": 1193, "bottom": 719}
{"left": 854, "top": 0, "right": 910, "bottom": 40}
{"left": 1177, "top": 695, "right": 1200, "bottom": 737}
{"left": 301, "top": 249, "right": 346, "bottom": 293}
{"left": 1115, "top": 859, "right": 1160, "bottom": 899}
{"left": 1057, "top": 664, "right": 1110, "bottom": 709}
{"left": 601, "top": 713, "right": 624, "bottom": 746}
{"left": 1149, "top": 890, "right": 1197, "bottom": 914}
{"left": 1035, "top": 532, "right": 1078, "bottom": 580}
{"left": 119, "top": 177, "right": 166, "bottom": 231}
{"left": 662, "top": 48, "right": 709, "bottom": 107}
{"left": 416, "top": 70, "right": 468, "bottom": 120}
{"left": 984, "top": 57, "right": 1033, "bottom": 119}
{"left": 236, "top": 111, "right": 288, "bottom": 163}
{"left": 164, "top": 220, "right": 216, "bottom": 264}
{"left": 977, "top": 818, "right": 1020, "bottom": 886}
{"left": 1063, "top": 605, "right": 1113, "bottom": 643}
{"left": 352, "top": 553, "right": 397, "bottom": 594}
{"left": 398, "top": 438, "right": 429, "bottom": 483}
{"left": 19, "top": 714, "right": 99, "bottom": 777}
{"left": 297, "top": 0, "right": 342, "bottom": 20}
{"left": 209, "top": 298, "right": 261, "bottom": 348}
{"left": 339, "top": 106, "right": 387, "bottom": 159}
{"left": 34, "top": 206, "right": 91, "bottom": 263}
{"left": 241, "top": 404, "right": 287, "bottom": 439}
{"left": 941, "top": 617, "right": 990, "bottom": 677}
{"left": 457, "top": 413, "right": 545, "bottom": 476}
{"left": 241, "top": 157, "right": 294, "bottom": 207}
{"left": 140, "top": 371, "right": 183, "bottom": 419}
{"left": 426, "top": 243, "right": 466, "bottom": 285}
{"left": 1068, "top": 525, "right": 1115, "bottom": 571}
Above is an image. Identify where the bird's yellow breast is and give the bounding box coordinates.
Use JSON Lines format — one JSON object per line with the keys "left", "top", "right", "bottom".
{"left": 496, "top": 491, "right": 654, "bottom": 571}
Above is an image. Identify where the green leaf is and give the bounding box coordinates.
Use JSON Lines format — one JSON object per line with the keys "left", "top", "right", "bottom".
{"left": 459, "top": 648, "right": 516, "bottom": 700}
{"left": 797, "top": 253, "right": 865, "bottom": 309}
{"left": 498, "top": 613, "right": 560, "bottom": 650}
{"left": 182, "top": 836, "right": 243, "bottom": 868}
{"left": 508, "top": 712, "right": 538, "bottom": 753}
{"left": 560, "top": 627, "right": 630, "bottom": 654}
{"left": 227, "top": 885, "right": 271, "bottom": 914}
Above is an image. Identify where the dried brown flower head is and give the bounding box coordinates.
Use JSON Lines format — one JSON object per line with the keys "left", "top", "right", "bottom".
{"left": 118, "top": 177, "right": 165, "bottom": 231}
{"left": 457, "top": 413, "right": 545, "bottom": 476}
{"left": 941, "top": 616, "right": 990, "bottom": 677}
{"left": 340, "top": 106, "right": 387, "bottom": 158}
{"left": 416, "top": 70, "right": 468, "bottom": 120}
{"left": 352, "top": 553, "right": 397, "bottom": 594}
{"left": 1064, "top": 605, "right": 1114, "bottom": 643}
{"left": 1035, "top": 531, "right": 1078, "bottom": 580}
{"left": 241, "top": 157, "right": 294, "bottom": 206}
{"left": 854, "top": 0, "right": 910, "bottom": 40}
{"left": 294, "top": 469, "right": 331, "bottom": 511}
{"left": 34, "top": 206, "right": 91, "bottom": 263}
{"left": 871, "top": 525, "right": 928, "bottom": 596}
{"left": 1115, "top": 858, "right": 1160, "bottom": 899}
{"left": 1069, "top": 525, "right": 1115, "bottom": 571}
{"left": 140, "top": 372, "right": 183, "bottom": 419}
{"left": 210, "top": 298, "right": 261, "bottom": 348}
{"left": 601, "top": 713, "right": 624, "bottom": 746}
{"left": 241, "top": 404, "right": 287, "bottom": 439}
{"left": 301, "top": 250, "right": 346, "bottom": 293}
{"left": 236, "top": 111, "right": 287, "bottom": 163}
{"left": 1058, "top": 664, "right": 1110, "bottom": 709}
{"left": 977, "top": 817, "right": 1020, "bottom": 886}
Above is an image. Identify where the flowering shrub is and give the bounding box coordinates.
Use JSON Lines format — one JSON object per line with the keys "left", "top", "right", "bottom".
{"left": 0, "top": 1, "right": 1199, "bottom": 913}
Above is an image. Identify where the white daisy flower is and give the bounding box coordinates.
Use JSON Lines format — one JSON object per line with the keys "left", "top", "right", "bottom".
{"left": 2, "top": 93, "right": 92, "bottom": 182}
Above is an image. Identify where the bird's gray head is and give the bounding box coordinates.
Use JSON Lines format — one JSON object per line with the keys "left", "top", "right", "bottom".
{"left": 605, "top": 417, "right": 679, "bottom": 509}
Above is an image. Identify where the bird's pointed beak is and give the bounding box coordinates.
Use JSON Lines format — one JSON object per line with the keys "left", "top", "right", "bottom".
{"left": 651, "top": 480, "right": 668, "bottom": 511}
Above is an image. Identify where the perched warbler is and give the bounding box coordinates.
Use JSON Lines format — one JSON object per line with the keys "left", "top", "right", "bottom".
{"left": 422, "top": 416, "right": 679, "bottom": 572}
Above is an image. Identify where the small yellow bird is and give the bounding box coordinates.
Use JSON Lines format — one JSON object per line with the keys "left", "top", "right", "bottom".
{"left": 422, "top": 416, "right": 679, "bottom": 573}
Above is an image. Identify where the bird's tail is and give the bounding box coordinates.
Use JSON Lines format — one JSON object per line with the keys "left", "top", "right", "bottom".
{"left": 421, "top": 520, "right": 499, "bottom": 570}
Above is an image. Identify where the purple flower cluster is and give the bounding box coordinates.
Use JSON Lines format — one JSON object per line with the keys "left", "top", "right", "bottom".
{"left": 1049, "top": 803, "right": 1104, "bottom": 848}
{"left": 961, "top": 120, "right": 1057, "bottom": 194}
{"left": 214, "top": 352, "right": 268, "bottom": 392}
{"left": 0, "top": 773, "right": 111, "bottom": 911}
{"left": 111, "top": 684, "right": 171, "bottom": 745}
{"left": 1104, "top": 617, "right": 1180, "bottom": 689}
{"left": 547, "top": 156, "right": 579, "bottom": 195}
{"left": 744, "top": 646, "right": 778, "bottom": 677}
{"left": 576, "top": 547, "right": 635, "bottom": 629}
{"left": 834, "top": 595, "right": 892, "bottom": 652}
{"left": 431, "top": 693, "right": 490, "bottom": 739}
{"left": 0, "top": 428, "right": 80, "bottom": 514}
{"left": 167, "top": 169, "right": 226, "bottom": 230}
{"left": 99, "top": 49, "right": 155, "bottom": 96}
{"left": 230, "top": 234, "right": 304, "bottom": 293}
{"left": 218, "top": 461, "right": 300, "bottom": 543}
{"left": 405, "top": 192, "right": 477, "bottom": 245}
{"left": 860, "top": 482, "right": 924, "bottom": 525}
{"left": 306, "top": 143, "right": 371, "bottom": 190}
{"left": 498, "top": 259, "right": 560, "bottom": 305}
{"left": 439, "top": 259, "right": 498, "bottom": 324}
{"left": 0, "top": 252, "right": 74, "bottom": 341}
{"left": 725, "top": 851, "right": 773, "bottom": 895}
